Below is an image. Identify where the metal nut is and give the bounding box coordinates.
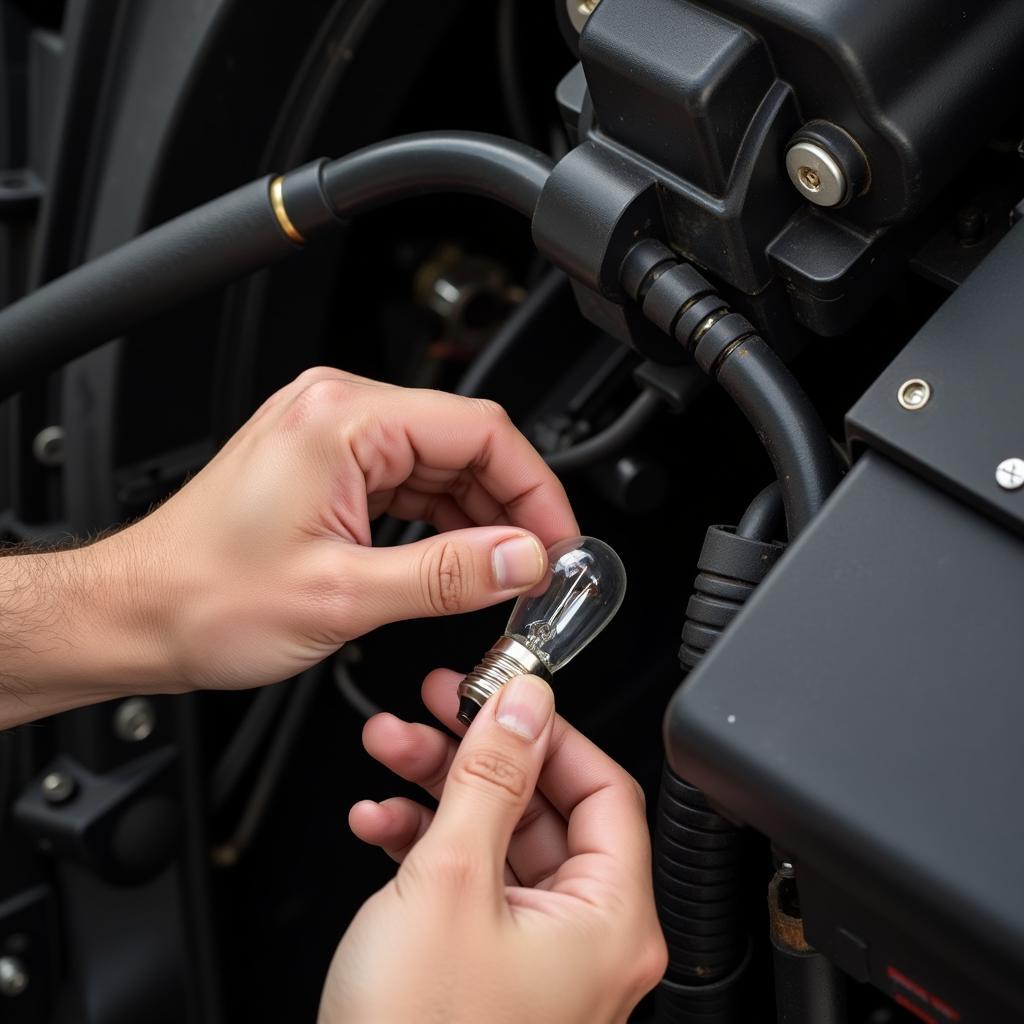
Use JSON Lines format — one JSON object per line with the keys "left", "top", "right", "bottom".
{"left": 897, "top": 378, "right": 931, "bottom": 411}
{"left": 995, "top": 458, "right": 1024, "bottom": 491}
{"left": 0, "top": 955, "right": 28, "bottom": 997}
{"left": 113, "top": 697, "right": 156, "bottom": 743}
{"left": 40, "top": 770, "right": 76, "bottom": 805}
{"left": 785, "top": 141, "right": 847, "bottom": 207}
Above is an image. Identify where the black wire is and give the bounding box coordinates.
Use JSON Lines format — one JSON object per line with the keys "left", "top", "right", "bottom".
{"left": 736, "top": 481, "right": 784, "bottom": 542}
{"left": 210, "top": 679, "right": 293, "bottom": 811}
{"left": 455, "top": 268, "right": 567, "bottom": 396}
{"left": 545, "top": 388, "right": 664, "bottom": 474}
{"left": 214, "top": 667, "right": 322, "bottom": 864}
{"left": 496, "top": 0, "right": 544, "bottom": 151}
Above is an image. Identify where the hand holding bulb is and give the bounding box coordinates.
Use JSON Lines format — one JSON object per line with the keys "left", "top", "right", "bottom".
{"left": 458, "top": 535, "right": 628, "bottom": 725}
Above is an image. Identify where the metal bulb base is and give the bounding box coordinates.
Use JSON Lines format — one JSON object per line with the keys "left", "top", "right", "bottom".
{"left": 456, "top": 636, "right": 551, "bottom": 726}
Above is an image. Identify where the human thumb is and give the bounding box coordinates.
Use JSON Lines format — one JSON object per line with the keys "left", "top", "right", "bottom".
{"left": 411, "top": 675, "right": 555, "bottom": 889}
{"left": 340, "top": 528, "right": 547, "bottom": 634}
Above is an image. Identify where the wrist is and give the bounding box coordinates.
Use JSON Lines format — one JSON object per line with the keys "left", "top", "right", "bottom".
{"left": 0, "top": 531, "right": 183, "bottom": 728}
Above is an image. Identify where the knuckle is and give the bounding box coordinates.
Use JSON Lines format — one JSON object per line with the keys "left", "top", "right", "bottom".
{"left": 420, "top": 540, "right": 472, "bottom": 615}
{"left": 282, "top": 377, "right": 352, "bottom": 433}
{"left": 292, "top": 365, "right": 342, "bottom": 388}
{"left": 453, "top": 749, "right": 529, "bottom": 800}
{"left": 636, "top": 931, "right": 669, "bottom": 990}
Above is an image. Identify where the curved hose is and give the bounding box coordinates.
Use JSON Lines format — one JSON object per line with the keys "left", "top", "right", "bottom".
{"left": 0, "top": 133, "right": 552, "bottom": 400}
{"left": 736, "top": 481, "right": 783, "bottom": 541}
{"left": 321, "top": 131, "right": 552, "bottom": 222}
{"left": 545, "top": 388, "right": 663, "bottom": 474}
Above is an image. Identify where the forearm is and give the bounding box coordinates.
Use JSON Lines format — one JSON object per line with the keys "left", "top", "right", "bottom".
{"left": 0, "top": 532, "right": 177, "bottom": 729}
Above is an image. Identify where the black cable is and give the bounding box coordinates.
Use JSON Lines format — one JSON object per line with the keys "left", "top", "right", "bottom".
{"left": 736, "top": 481, "right": 783, "bottom": 541}
{"left": 621, "top": 239, "right": 840, "bottom": 539}
{"left": 496, "top": 0, "right": 544, "bottom": 151}
{"left": 455, "top": 267, "right": 567, "bottom": 397}
{"left": 321, "top": 131, "right": 552, "bottom": 223}
{"left": 212, "top": 667, "right": 322, "bottom": 866}
{"left": 545, "top": 388, "right": 663, "bottom": 473}
{"left": 210, "top": 679, "right": 293, "bottom": 811}
{"left": 0, "top": 132, "right": 552, "bottom": 400}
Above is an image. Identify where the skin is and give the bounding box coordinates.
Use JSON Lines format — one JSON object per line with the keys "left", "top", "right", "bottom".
{"left": 0, "top": 367, "right": 666, "bottom": 1020}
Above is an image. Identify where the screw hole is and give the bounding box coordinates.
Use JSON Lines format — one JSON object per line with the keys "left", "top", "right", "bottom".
{"left": 797, "top": 166, "right": 822, "bottom": 192}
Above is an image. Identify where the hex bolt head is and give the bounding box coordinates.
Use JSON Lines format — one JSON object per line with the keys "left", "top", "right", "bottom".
{"left": 785, "top": 141, "right": 847, "bottom": 207}
{"left": 113, "top": 697, "right": 156, "bottom": 743}
{"left": 995, "top": 458, "right": 1024, "bottom": 491}
{"left": 40, "top": 770, "right": 76, "bottom": 805}
{"left": 0, "top": 955, "right": 28, "bottom": 997}
{"left": 897, "top": 378, "right": 931, "bottom": 411}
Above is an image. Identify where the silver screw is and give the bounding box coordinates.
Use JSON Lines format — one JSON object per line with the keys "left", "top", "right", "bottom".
{"left": 0, "top": 956, "right": 27, "bottom": 997}
{"left": 778, "top": 861, "right": 796, "bottom": 879}
{"left": 785, "top": 141, "right": 847, "bottom": 207}
{"left": 31, "top": 426, "right": 65, "bottom": 467}
{"left": 40, "top": 770, "right": 76, "bottom": 805}
{"left": 897, "top": 378, "right": 931, "bottom": 411}
{"left": 567, "top": 0, "right": 600, "bottom": 33}
{"left": 995, "top": 458, "right": 1024, "bottom": 491}
{"left": 113, "top": 698, "right": 156, "bottom": 743}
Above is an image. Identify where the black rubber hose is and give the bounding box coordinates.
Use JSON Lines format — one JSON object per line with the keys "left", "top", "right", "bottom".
{"left": 0, "top": 177, "right": 296, "bottom": 400}
{"left": 713, "top": 338, "right": 838, "bottom": 538}
{"left": 321, "top": 131, "right": 553, "bottom": 222}
{"left": 546, "top": 389, "right": 663, "bottom": 474}
{"left": 0, "top": 132, "right": 551, "bottom": 400}
{"left": 736, "top": 482, "right": 783, "bottom": 542}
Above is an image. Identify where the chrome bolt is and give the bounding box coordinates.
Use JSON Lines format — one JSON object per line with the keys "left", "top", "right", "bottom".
{"left": 785, "top": 141, "right": 847, "bottom": 207}
{"left": 0, "top": 956, "right": 27, "bottom": 997}
{"left": 567, "top": 0, "right": 600, "bottom": 33}
{"left": 995, "top": 458, "right": 1024, "bottom": 491}
{"left": 778, "top": 861, "right": 796, "bottom": 879}
{"left": 41, "top": 770, "right": 76, "bottom": 805}
{"left": 31, "top": 426, "right": 65, "bottom": 467}
{"left": 113, "top": 697, "right": 156, "bottom": 743}
{"left": 897, "top": 378, "right": 931, "bottom": 411}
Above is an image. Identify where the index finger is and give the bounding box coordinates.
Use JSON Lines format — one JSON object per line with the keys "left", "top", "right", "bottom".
{"left": 372, "top": 387, "right": 579, "bottom": 547}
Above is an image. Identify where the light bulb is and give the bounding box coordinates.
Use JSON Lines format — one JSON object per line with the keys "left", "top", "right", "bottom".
{"left": 457, "top": 535, "right": 627, "bottom": 726}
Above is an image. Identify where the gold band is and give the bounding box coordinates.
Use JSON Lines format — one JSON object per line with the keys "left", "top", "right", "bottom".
{"left": 270, "top": 176, "right": 304, "bottom": 244}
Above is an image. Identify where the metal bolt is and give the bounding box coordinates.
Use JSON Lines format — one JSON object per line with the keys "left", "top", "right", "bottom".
{"left": 995, "top": 458, "right": 1024, "bottom": 491}
{"left": 40, "top": 770, "right": 76, "bottom": 805}
{"left": 0, "top": 956, "right": 27, "bottom": 997}
{"left": 897, "top": 378, "right": 931, "bottom": 411}
{"left": 778, "top": 861, "right": 796, "bottom": 879}
{"left": 31, "top": 425, "right": 65, "bottom": 467}
{"left": 567, "top": 0, "right": 600, "bottom": 33}
{"left": 113, "top": 697, "right": 156, "bottom": 743}
{"left": 785, "top": 141, "right": 847, "bottom": 207}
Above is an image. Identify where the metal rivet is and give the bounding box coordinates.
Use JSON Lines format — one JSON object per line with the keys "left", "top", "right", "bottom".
{"left": 113, "top": 698, "right": 156, "bottom": 743}
{"left": 31, "top": 426, "right": 65, "bottom": 466}
{"left": 0, "top": 956, "right": 28, "bottom": 997}
{"left": 567, "top": 0, "right": 600, "bottom": 33}
{"left": 785, "top": 141, "right": 847, "bottom": 207}
{"left": 995, "top": 458, "right": 1024, "bottom": 491}
{"left": 897, "top": 378, "right": 931, "bottom": 411}
{"left": 40, "top": 770, "right": 76, "bottom": 805}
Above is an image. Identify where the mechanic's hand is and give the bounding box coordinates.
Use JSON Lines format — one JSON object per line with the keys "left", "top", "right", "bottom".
{"left": 319, "top": 670, "right": 666, "bottom": 1024}
{"left": 110, "top": 367, "right": 578, "bottom": 691}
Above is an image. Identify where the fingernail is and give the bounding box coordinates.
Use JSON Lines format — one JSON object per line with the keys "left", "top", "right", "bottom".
{"left": 492, "top": 535, "right": 544, "bottom": 590}
{"left": 496, "top": 675, "right": 553, "bottom": 741}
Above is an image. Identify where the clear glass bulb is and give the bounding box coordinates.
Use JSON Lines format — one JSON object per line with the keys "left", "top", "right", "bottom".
{"left": 457, "top": 536, "right": 627, "bottom": 725}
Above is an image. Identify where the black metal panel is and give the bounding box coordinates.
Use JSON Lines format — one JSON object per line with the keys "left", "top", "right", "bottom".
{"left": 701, "top": 0, "right": 1024, "bottom": 225}
{"left": 847, "top": 221, "right": 1024, "bottom": 540}
{"left": 666, "top": 452, "right": 1024, "bottom": 1021}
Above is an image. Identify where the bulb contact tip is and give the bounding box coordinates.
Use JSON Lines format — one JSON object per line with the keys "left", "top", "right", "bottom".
{"left": 457, "top": 696, "right": 481, "bottom": 728}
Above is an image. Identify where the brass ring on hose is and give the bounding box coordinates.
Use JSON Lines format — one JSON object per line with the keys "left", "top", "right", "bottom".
{"left": 270, "top": 176, "right": 304, "bottom": 245}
